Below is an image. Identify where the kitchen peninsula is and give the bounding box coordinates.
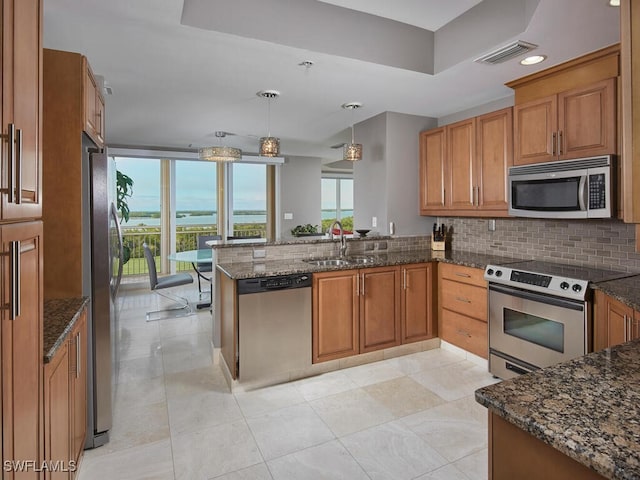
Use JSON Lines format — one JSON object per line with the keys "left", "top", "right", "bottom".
{"left": 476, "top": 338, "right": 640, "bottom": 480}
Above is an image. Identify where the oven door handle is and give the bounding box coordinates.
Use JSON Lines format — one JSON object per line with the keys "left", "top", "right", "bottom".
{"left": 489, "top": 283, "right": 585, "bottom": 312}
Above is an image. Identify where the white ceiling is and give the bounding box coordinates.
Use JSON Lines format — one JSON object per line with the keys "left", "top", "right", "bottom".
{"left": 43, "top": 0, "right": 620, "bottom": 165}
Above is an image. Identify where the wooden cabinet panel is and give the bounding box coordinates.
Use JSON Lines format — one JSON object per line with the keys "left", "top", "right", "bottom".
{"left": 44, "top": 343, "right": 71, "bottom": 480}
{"left": 419, "top": 128, "right": 446, "bottom": 212}
{"left": 70, "top": 311, "right": 87, "bottom": 467}
{"left": 1, "top": 0, "right": 43, "bottom": 220}
{"left": 439, "top": 263, "right": 487, "bottom": 288}
{"left": 489, "top": 412, "right": 607, "bottom": 480}
{"left": 447, "top": 118, "right": 475, "bottom": 210}
{"left": 439, "top": 263, "right": 488, "bottom": 358}
{"left": 420, "top": 108, "right": 512, "bottom": 216}
{"left": 440, "top": 279, "right": 487, "bottom": 322}
{"left": 82, "top": 60, "right": 105, "bottom": 148}
{"left": 594, "top": 290, "right": 638, "bottom": 351}
{"left": 1, "top": 221, "right": 43, "bottom": 479}
{"left": 514, "top": 79, "right": 616, "bottom": 166}
{"left": 514, "top": 95, "right": 557, "bottom": 165}
{"left": 558, "top": 78, "right": 616, "bottom": 160}
{"left": 440, "top": 309, "right": 488, "bottom": 359}
{"left": 476, "top": 108, "right": 513, "bottom": 211}
{"left": 360, "top": 267, "right": 400, "bottom": 353}
{"left": 401, "top": 263, "right": 436, "bottom": 343}
{"left": 313, "top": 270, "right": 359, "bottom": 363}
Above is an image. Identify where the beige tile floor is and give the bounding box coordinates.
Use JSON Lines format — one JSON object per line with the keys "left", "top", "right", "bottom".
{"left": 76, "top": 285, "right": 499, "bottom": 480}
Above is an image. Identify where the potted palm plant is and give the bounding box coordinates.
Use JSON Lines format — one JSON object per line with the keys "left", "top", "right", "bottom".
{"left": 116, "top": 170, "right": 134, "bottom": 264}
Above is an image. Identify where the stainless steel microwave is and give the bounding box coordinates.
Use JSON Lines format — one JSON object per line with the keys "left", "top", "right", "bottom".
{"left": 508, "top": 155, "right": 613, "bottom": 219}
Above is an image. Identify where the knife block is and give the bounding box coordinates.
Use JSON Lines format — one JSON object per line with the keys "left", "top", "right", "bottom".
{"left": 431, "top": 234, "right": 446, "bottom": 251}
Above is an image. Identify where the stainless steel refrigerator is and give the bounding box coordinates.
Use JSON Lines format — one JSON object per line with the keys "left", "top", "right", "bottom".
{"left": 82, "top": 140, "right": 123, "bottom": 448}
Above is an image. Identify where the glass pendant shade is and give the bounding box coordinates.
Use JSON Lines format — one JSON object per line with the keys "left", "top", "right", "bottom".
{"left": 259, "top": 136, "right": 280, "bottom": 157}
{"left": 198, "top": 145, "right": 241, "bottom": 162}
{"left": 343, "top": 143, "right": 362, "bottom": 161}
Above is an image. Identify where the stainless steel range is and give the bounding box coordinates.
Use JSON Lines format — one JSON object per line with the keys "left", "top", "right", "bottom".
{"left": 484, "top": 260, "right": 629, "bottom": 379}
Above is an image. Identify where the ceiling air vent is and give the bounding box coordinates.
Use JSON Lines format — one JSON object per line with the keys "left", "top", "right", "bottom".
{"left": 475, "top": 41, "right": 538, "bottom": 65}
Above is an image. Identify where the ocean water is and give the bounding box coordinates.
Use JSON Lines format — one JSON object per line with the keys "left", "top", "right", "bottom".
{"left": 122, "top": 210, "right": 353, "bottom": 228}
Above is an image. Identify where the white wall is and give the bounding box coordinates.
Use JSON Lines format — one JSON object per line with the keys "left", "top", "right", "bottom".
{"left": 354, "top": 112, "right": 438, "bottom": 235}
{"left": 437, "top": 96, "right": 514, "bottom": 126}
{"left": 278, "top": 155, "right": 322, "bottom": 238}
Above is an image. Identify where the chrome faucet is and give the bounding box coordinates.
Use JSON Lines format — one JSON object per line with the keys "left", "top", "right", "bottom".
{"left": 329, "top": 220, "right": 347, "bottom": 257}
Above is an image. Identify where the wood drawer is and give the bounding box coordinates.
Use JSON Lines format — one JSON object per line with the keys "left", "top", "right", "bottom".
{"left": 439, "top": 263, "right": 486, "bottom": 287}
{"left": 440, "top": 279, "right": 487, "bottom": 322}
{"left": 440, "top": 309, "right": 488, "bottom": 359}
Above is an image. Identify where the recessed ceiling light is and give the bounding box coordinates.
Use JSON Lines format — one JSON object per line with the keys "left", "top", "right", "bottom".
{"left": 520, "top": 55, "right": 547, "bottom": 66}
{"left": 609, "top": 0, "right": 620, "bottom": 6}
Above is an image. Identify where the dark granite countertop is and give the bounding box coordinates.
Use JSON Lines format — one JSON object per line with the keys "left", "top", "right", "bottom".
{"left": 43, "top": 297, "right": 90, "bottom": 363}
{"left": 592, "top": 275, "right": 640, "bottom": 311}
{"left": 475, "top": 340, "right": 640, "bottom": 480}
{"left": 207, "top": 234, "right": 392, "bottom": 249}
{"left": 216, "top": 249, "right": 522, "bottom": 280}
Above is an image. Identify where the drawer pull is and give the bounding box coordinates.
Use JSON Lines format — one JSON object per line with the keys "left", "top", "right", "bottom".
{"left": 455, "top": 296, "right": 471, "bottom": 303}
{"left": 454, "top": 272, "right": 471, "bottom": 278}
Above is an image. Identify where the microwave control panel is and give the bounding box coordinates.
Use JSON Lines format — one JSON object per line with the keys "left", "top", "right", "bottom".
{"left": 588, "top": 173, "right": 606, "bottom": 210}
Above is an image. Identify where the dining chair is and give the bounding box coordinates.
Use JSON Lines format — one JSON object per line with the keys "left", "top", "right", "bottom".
{"left": 142, "top": 243, "right": 194, "bottom": 321}
{"left": 194, "top": 234, "right": 221, "bottom": 296}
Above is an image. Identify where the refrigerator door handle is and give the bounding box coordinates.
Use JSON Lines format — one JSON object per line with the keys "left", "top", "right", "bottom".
{"left": 110, "top": 202, "right": 124, "bottom": 297}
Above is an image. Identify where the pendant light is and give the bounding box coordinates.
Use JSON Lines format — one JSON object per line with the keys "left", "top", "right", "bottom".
{"left": 199, "top": 131, "right": 241, "bottom": 162}
{"left": 342, "top": 102, "right": 363, "bottom": 161}
{"left": 257, "top": 90, "right": 280, "bottom": 157}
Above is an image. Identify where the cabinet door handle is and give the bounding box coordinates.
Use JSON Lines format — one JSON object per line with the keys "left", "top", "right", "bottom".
{"left": 7, "top": 124, "right": 16, "bottom": 203}
{"left": 356, "top": 274, "right": 360, "bottom": 297}
{"left": 558, "top": 130, "right": 563, "bottom": 156}
{"left": 551, "top": 132, "right": 556, "bottom": 156}
{"left": 15, "top": 128, "right": 22, "bottom": 205}
{"left": 403, "top": 268, "right": 407, "bottom": 290}
{"left": 624, "top": 315, "right": 630, "bottom": 343}
{"left": 9, "top": 241, "right": 20, "bottom": 320}
{"left": 76, "top": 332, "right": 81, "bottom": 378}
{"left": 455, "top": 296, "right": 471, "bottom": 303}
{"left": 361, "top": 273, "right": 365, "bottom": 297}
{"left": 454, "top": 272, "right": 471, "bottom": 278}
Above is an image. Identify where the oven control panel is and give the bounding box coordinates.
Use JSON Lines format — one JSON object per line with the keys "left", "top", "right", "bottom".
{"left": 484, "top": 265, "right": 589, "bottom": 300}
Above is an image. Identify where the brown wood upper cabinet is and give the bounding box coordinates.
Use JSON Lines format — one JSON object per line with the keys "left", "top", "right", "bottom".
{"left": 514, "top": 79, "right": 616, "bottom": 166}
{"left": 1, "top": 0, "right": 43, "bottom": 220}
{"left": 593, "top": 290, "right": 640, "bottom": 351}
{"left": 419, "top": 108, "right": 512, "bottom": 217}
{"left": 83, "top": 59, "right": 105, "bottom": 147}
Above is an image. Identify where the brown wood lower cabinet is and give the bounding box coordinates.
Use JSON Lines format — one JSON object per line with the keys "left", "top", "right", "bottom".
{"left": 401, "top": 263, "right": 437, "bottom": 343}
{"left": 594, "top": 290, "right": 640, "bottom": 351}
{"left": 313, "top": 263, "right": 436, "bottom": 363}
{"left": 489, "top": 412, "right": 606, "bottom": 480}
{"left": 438, "top": 263, "right": 488, "bottom": 359}
{"left": 312, "top": 270, "right": 360, "bottom": 363}
{"left": 44, "top": 307, "right": 87, "bottom": 479}
{"left": 360, "top": 266, "right": 401, "bottom": 353}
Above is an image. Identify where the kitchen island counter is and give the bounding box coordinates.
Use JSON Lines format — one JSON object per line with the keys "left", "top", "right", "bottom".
{"left": 475, "top": 339, "right": 640, "bottom": 480}
{"left": 216, "top": 249, "right": 522, "bottom": 280}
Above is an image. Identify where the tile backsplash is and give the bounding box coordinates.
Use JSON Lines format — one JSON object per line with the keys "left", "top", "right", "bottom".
{"left": 442, "top": 217, "right": 640, "bottom": 273}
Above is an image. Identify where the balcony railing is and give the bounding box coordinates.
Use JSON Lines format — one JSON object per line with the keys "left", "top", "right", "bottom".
{"left": 121, "top": 224, "right": 265, "bottom": 277}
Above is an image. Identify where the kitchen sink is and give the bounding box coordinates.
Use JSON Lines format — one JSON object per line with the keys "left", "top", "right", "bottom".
{"left": 304, "top": 255, "right": 377, "bottom": 267}
{"left": 304, "top": 258, "right": 352, "bottom": 266}
{"left": 347, "top": 255, "right": 377, "bottom": 265}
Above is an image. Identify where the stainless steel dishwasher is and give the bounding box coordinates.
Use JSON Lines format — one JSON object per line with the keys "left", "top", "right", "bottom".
{"left": 236, "top": 273, "right": 312, "bottom": 383}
